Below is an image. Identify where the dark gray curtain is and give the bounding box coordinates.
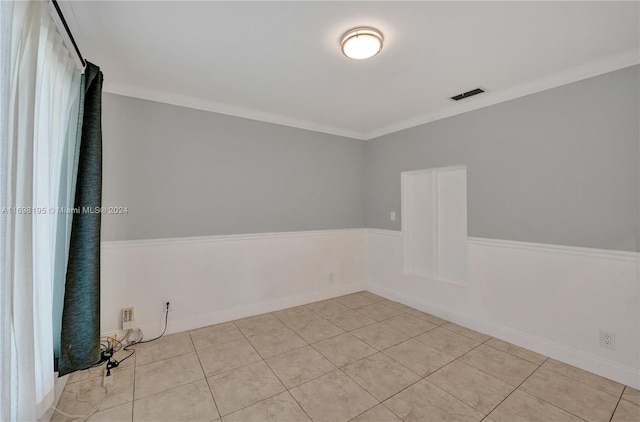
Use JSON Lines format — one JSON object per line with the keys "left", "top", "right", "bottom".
{"left": 58, "top": 62, "right": 103, "bottom": 376}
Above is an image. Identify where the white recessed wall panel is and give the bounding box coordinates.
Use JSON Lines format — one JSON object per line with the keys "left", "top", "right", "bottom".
{"left": 402, "top": 170, "right": 437, "bottom": 278}
{"left": 402, "top": 166, "right": 467, "bottom": 284}
{"left": 437, "top": 166, "right": 468, "bottom": 284}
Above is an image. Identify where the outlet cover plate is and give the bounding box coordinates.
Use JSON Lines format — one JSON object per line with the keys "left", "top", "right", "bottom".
{"left": 599, "top": 329, "right": 616, "bottom": 350}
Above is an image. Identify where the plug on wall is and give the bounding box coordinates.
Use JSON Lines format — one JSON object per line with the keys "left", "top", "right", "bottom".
{"left": 122, "top": 307, "right": 134, "bottom": 330}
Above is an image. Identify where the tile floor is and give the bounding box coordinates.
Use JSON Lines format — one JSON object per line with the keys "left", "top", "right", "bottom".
{"left": 53, "top": 291, "right": 640, "bottom": 422}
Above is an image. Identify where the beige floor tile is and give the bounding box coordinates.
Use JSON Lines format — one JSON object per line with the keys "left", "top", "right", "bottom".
{"left": 273, "top": 305, "right": 321, "bottom": 326}
{"left": 459, "top": 344, "right": 537, "bottom": 386}
{"left": 86, "top": 402, "right": 133, "bottom": 422}
{"left": 520, "top": 368, "right": 619, "bottom": 422}
{"left": 357, "top": 291, "right": 387, "bottom": 303}
{"left": 427, "top": 361, "right": 514, "bottom": 414}
{"left": 382, "top": 338, "right": 456, "bottom": 376}
{"left": 622, "top": 386, "right": 640, "bottom": 405}
{"left": 197, "top": 338, "right": 261, "bottom": 377}
{"left": 415, "top": 327, "right": 481, "bottom": 357}
{"left": 222, "top": 391, "right": 310, "bottom": 422}
{"left": 357, "top": 302, "right": 404, "bottom": 321}
{"left": 351, "top": 322, "right": 412, "bottom": 350}
{"left": 189, "top": 322, "right": 244, "bottom": 350}
{"left": 442, "top": 322, "right": 491, "bottom": 343}
{"left": 53, "top": 369, "right": 134, "bottom": 422}
{"left": 382, "top": 313, "right": 437, "bottom": 337}
{"left": 266, "top": 345, "right": 336, "bottom": 388}
{"left": 334, "top": 293, "right": 377, "bottom": 309}
{"left": 306, "top": 299, "right": 351, "bottom": 318}
{"left": 406, "top": 309, "right": 448, "bottom": 325}
{"left": 351, "top": 404, "right": 402, "bottom": 422}
{"left": 234, "top": 314, "right": 285, "bottom": 337}
{"left": 488, "top": 389, "right": 583, "bottom": 422}
{"left": 289, "top": 370, "right": 377, "bottom": 422}
{"left": 59, "top": 298, "right": 636, "bottom": 422}
{"left": 208, "top": 361, "right": 285, "bottom": 416}
{"left": 327, "top": 310, "right": 376, "bottom": 331}
{"left": 288, "top": 318, "right": 344, "bottom": 343}
{"left": 612, "top": 398, "right": 640, "bottom": 422}
{"left": 541, "top": 359, "right": 625, "bottom": 397}
{"left": 383, "top": 379, "right": 484, "bottom": 422}
{"left": 312, "top": 333, "right": 377, "bottom": 367}
{"left": 247, "top": 327, "right": 307, "bottom": 359}
{"left": 380, "top": 300, "right": 413, "bottom": 313}
{"left": 134, "top": 352, "right": 204, "bottom": 399}
{"left": 135, "top": 332, "right": 195, "bottom": 366}
{"left": 485, "top": 338, "right": 546, "bottom": 365}
{"left": 343, "top": 353, "right": 421, "bottom": 401}
{"left": 133, "top": 379, "right": 219, "bottom": 422}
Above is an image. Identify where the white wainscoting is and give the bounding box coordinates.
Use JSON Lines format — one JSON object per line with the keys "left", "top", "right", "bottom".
{"left": 365, "top": 229, "right": 640, "bottom": 389}
{"left": 101, "top": 227, "right": 639, "bottom": 388}
{"left": 101, "top": 229, "right": 366, "bottom": 337}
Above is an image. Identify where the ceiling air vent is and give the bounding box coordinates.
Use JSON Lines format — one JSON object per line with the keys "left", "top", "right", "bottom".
{"left": 450, "top": 88, "right": 485, "bottom": 101}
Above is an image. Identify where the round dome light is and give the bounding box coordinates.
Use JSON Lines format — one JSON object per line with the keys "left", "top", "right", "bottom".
{"left": 341, "top": 27, "right": 383, "bottom": 60}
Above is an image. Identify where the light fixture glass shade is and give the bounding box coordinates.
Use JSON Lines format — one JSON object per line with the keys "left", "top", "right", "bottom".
{"left": 341, "top": 27, "right": 383, "bottom": 60}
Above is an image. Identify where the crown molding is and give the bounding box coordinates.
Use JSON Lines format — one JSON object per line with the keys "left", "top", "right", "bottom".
{"left": 362, "top": 48, "right": 640, "bottom": 140}
{"left": 102, "top": 82, "right": 367, "bottom": 140}
{"left": 103, "top": 48, "right": 639, "bottom": 142}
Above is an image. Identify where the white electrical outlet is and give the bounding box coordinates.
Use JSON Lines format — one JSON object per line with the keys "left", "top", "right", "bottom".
{"left": 122, "top": 307, "right": 134, "bottom": 330}
{"left": 390, "top": 211, "right": 396, "bottom": 221}
{"left": 599, "top": 329, "right": 616, "bottom": 350}
{"left": 329, "top": 272, "right": 335, "bottom": 283}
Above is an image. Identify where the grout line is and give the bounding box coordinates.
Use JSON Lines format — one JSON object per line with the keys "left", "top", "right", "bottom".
{"left": 608, "top": 393, "right": 624, "bottom": 422}
{"left": 212, "top": 315, "right": 296, "bottom": 419}
{"left": 189, "top": 330, "right": 223, "bottom": 420}
{"left": 460, "top": 353, "right": 545, "bottom": 418}
{"left": 483, "top": 357, "right": 590, "bottom": 421}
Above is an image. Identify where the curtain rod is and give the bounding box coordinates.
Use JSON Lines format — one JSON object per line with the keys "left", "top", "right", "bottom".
{"left": 51, "top": 0, "right": 86, "bottom": 68}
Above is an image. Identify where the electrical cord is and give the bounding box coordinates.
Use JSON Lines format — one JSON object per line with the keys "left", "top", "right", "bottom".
{"left": 53, "top": 305, "right": 170, "bottom": 418}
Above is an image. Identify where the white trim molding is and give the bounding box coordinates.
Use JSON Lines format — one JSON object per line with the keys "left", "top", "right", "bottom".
{"left": 102, "top": 84, "right": 367, "bottom": 141}
{"left": 101, "top": 228, "right": 365, "bottom": 249}
{"left": 468, "top": 237, "right": 640, "bottom": 263}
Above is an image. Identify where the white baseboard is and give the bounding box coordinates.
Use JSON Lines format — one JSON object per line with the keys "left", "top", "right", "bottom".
{"left": 103, "top": 281, "right": 366, "bottom": 338}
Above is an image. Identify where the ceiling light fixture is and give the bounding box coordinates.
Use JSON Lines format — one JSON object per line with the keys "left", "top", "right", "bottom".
{"left": 341, "top": 27, "right": 383, "bottom": 60}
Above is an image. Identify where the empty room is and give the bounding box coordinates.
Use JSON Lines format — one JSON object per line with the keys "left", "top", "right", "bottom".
{"left": 1, "top": 1, "right": 639, "bottom": 421}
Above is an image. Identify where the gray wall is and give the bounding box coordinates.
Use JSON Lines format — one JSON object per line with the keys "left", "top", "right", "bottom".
{"left": 102, "top": 94, "right": 365, "bottom": 241}
{"left": 365, "top": 65, "right": 639, "bottom": 252}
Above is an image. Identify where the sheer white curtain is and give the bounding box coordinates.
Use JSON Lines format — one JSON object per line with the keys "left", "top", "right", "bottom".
{"left": 0, "top": 1, "right": 82, "bottom": 420}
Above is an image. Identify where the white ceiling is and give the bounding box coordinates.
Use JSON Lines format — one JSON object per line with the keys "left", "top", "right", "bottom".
{"left": 65, "top": 1, "right": 639, "bottom": 140}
